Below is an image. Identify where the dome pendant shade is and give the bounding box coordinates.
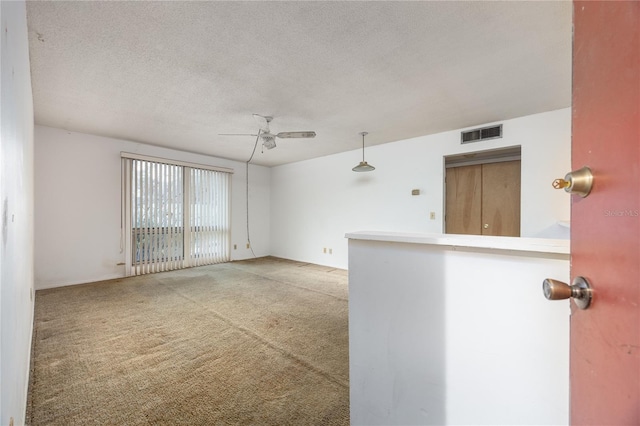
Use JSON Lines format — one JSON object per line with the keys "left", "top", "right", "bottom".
{"left": 352, "top": 161, "right": 375, "bottom": 172}
{"left": 352, "top": 131, "right": 375, "bottom": 172}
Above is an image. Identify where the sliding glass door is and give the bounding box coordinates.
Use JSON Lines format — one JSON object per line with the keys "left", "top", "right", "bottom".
{"left": 187, "top": 167, "right": 230, "bottom": 267}
{"left": 122, "top": 155, "right": 231, "bottom": 276}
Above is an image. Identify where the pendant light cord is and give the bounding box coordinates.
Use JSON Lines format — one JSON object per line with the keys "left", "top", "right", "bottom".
{"left": 244, "top": 130, "right": 261, "bottom": 258}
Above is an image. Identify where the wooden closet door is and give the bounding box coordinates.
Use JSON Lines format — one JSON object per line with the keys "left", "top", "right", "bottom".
{"left": 445, "top": 164, "right": 482, "bottom": 235}
{"left": 445, "top": 160, "right": 521, "bottom": 236}
{"left": 481, "top": 160, "right": 521, "bottom": 236}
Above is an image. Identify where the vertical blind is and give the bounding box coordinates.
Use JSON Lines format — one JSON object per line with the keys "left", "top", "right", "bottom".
{"left": 188, "top": 167, "right": 230, "bottom": 267}
{"left": 122, "top": 155, "right": 231, "bottom": 276}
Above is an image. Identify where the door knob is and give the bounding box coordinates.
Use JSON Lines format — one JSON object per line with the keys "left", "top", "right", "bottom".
{"left": 552, "top": 166, "right": 593, "bottom": 197}
{"left": 542, "top": 276, "right": 593, "bottom": 309}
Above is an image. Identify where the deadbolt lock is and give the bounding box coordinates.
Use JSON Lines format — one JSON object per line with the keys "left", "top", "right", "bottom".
{"left": 543, "top": 276, "right": 593, "bottom": 310}
{"left": 552, "top": 166, "right": 593, "bottom": 197}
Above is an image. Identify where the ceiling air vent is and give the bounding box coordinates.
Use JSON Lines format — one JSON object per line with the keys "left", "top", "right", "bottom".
{"left": 461, "top": 124, "right": 503, "bottom": 144}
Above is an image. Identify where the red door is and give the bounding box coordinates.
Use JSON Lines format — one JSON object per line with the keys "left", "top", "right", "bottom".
{"left": 571, "top": 1, "right": 639, "bottom": 424}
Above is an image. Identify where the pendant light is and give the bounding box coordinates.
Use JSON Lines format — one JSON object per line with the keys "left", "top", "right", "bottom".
{"left": 352, "top": 131, "right": 375, "bottom": 172}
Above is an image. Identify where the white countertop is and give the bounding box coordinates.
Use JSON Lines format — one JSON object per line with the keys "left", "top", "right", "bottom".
{"left": 345, "top": 231, "right": 570, "bottom": 255}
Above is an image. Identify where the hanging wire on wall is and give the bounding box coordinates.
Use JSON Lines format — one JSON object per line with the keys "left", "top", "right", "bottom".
{"left": 244, "top": 131, "right": 260, "bottom": 258}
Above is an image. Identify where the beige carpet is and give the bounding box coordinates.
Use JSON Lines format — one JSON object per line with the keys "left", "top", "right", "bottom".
{"left": 26, "top": 257, "right": 349, "bottom": 425}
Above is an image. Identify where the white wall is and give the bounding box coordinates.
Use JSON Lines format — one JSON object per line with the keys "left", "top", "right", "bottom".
{"left": 348, "top": 235, "right": 570, "bottom": 425}
{"left": 0, "top": 1, "right": 35, "bottom": 424}
{"left": 34, "top": 126, "right": 270, "bottom": 289}
{"left": 271, "top": 108, "right": 571, "bottom": 269}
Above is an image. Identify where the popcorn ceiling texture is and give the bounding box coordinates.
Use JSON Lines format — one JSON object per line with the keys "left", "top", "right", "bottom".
{"left": 27, "top": 257, "right": 349, "bottom": 425}
{"left": 25, "top": 1, "right": 571, "bottom": 166}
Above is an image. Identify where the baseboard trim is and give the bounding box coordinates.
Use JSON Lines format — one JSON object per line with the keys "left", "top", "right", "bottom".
{"left": 35, "top": 274, "right": 125, "bottom": 290}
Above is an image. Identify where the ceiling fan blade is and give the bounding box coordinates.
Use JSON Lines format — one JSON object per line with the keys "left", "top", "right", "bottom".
{"left": 276, "top": 131, "right": 317, "bottom": 139}
{"left": 218, "top": 133, "right": 259, "bottom": 137}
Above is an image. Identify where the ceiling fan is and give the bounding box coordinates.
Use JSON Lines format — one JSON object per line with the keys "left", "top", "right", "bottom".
{"left": 220, "top": 114, "right": 316, "bottom": 150}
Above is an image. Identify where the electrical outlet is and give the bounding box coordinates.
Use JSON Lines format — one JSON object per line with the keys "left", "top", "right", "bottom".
{"left": 430, "top": 212, "right": 436, "bottom": 220}
{"left": 246, "top": 243, "right": 250, "bottom": 249}
{"left": 234, "top": 244, "right": 237, "bottom": 250}
{"left": 323, "top": 248, "right": 327, "bottom": 254}
{"left": 329, "top": 248, "right": 333, "bottom": 254}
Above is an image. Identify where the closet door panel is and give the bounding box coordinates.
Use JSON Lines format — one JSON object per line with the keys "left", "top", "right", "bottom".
{"left": 445, "top": 164, "right": 482, "bottom": 235}
{"left": 481, "top": 160, "right": 521, "bottom": 237}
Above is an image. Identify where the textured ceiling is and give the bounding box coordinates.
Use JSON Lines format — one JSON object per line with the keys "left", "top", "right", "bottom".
{"left": 26, "top": 1, "right": 571, "bottom": 167}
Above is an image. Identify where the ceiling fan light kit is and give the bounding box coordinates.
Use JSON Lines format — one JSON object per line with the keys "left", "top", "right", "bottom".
{"left": 262, "top": 134, "right": 277, "bottom": 150}
{"left": 352, "top": 131, "right": 375, "bottom": 172}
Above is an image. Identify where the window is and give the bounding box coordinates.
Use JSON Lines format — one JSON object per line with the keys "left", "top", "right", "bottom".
{"left": 121, "top": 153, "right": 232, "bottom": 276}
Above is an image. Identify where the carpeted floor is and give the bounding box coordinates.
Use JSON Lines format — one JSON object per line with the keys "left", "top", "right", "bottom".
{"left": 26, "top": 257, "right": 349, "bottom": 425}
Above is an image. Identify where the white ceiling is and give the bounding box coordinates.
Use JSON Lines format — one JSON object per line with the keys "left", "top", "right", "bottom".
{"left": 26, "top": 1, "right": 571, "bottom": 167}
